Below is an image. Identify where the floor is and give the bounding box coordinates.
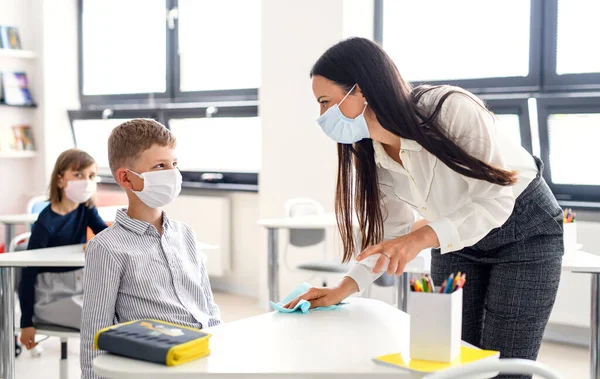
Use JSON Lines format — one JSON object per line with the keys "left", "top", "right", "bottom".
{"left": 11, "top": 292, "right": 590, "bottom": 379}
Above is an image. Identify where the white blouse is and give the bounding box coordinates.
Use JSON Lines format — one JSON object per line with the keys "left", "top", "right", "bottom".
{"left": 346, "top": 86, "right": 538, "bottom": 291}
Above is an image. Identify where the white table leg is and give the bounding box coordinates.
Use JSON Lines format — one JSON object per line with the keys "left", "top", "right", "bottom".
{"left": 267, "top": 228, "right": 279, "bottom": 305}
{"left": 591, "top": 273, "right": 600, "bottom": 379}
{"left": 0, "top": 266, "right": 16, "bottom": 379}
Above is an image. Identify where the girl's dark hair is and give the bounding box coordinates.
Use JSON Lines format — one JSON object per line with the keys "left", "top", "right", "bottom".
{"left": 49, "top": 148, "right": 97, "bottom": 208}
{"left": 310, "top": 37, "right": 517, "bottom": 263}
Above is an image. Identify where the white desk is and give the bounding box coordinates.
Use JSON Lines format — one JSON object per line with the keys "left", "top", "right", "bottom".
{"left": 257, "top": 214, "right": 430, "bottom": 312}
{"left": 94, "top": 298, "right": 480, "bottom": 379}
{"left": 0, "top": 241, "right": 217, "bottom": 379}
{"left": 0, "top": 244, "right": 85, "bottom": 379}
{"left": 258, "top": 215, "right": 600, "bottom": 379}
{"left": 559, "top": 250, "right": 600, "bottom": 379}
{"left": 0, "top": 205, "right": 124, "bottom": 251}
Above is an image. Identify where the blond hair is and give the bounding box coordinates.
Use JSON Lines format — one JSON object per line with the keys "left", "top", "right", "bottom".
{"left": 49, "top": 149, "right": 96, "bottom": 207}
{"left": 108, "top": 119, "right": 176, "bottom": 177}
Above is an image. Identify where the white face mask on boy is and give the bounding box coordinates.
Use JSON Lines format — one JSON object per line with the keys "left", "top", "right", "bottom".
{"left": 128, "top": 168, "right": 182, "bottom": 208}
{"left": 64, "top": 179, "right": 97, "bottom": 204}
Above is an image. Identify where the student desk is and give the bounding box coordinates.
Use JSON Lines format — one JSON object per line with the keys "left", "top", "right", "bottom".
{"left": 0, "top": 205, "right": 124, "bottom": 251}
{"left": 0, "top": 242, "right": 217, "bottom": 379}
{"left": 412, "top": 248, "right": 600, "bottom": 379}
{"left": 561, "top": 250, "right": 600, "bottom": 379}
{"left": 94, "top": 298, "right": 483, "bottom": 379}
{"left": 258, "top": 215, "right": 600, "bottom": 379}
{"left": 257, "top": 214, "right": 430, "bottom": 312}
{"left": 0, "top": 244, "right": 85, "bottom": 379}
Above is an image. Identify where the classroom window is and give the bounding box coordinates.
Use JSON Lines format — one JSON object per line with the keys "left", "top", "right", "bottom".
{"left": 494, "top": 114, "right": 522, "bottom": 147}
{"left": 555, "top": 0, "right": 600, "bottom": 76}
{"left": 547, "top": 113, "right": 600, "bottom": 186}
{"left": 169, "top": 117, "right": 261, "bottom": 174}
{"left": 486, "top": 99, "right": 533, "bottom": 154}
{"left": 537, "top": 98, "right": 600, "bottom": 203}
{"left": 78, "top": 0, "right": 261, "bottom": 105}
{"left": 80, "top": 0, "right": 167, "bottom": 97}
{"left": 376, "top": 0, "right": 540, "bottom": 92}
{"left": 542, "top": 0, "right": 600, "bottom": 90}
{"left": 68, "top": 110, "right": 160, "bottom": 180}
{"left": 71, "top": 119, "right": 127, "bottom": 176}
{"left": 68, "top": 107, "right": 260, "bottom": 191}
{"left": 177, "top": 0, "right": 261, "bottom": 93}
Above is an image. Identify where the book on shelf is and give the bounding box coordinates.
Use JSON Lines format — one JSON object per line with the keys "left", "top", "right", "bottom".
{"left": 0, "top": 124, "right": 35, "bottom": 152}
{"left": 12, "top": 124, "right": 35, "bottom": 151}
{"left": 0, "top": 26, "right": 22, "bottom": 49}
{"left": 0, "top": 72, "right": 34, "bottom": 106}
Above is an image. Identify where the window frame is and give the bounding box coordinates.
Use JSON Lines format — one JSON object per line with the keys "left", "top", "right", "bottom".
{"left": 485, "top": 98, "right": 533, "bottom": 154}
{"left": 373, "top": 0, "right": 544, "bottom": 94}
{"left": 67, "top": 109, "right": 162, "bottom": 183}
{"left": 537, "top": 96, "right": 600, "bottom": 203}
{"left": 77, "top": 0, "right": 176, "bottom": 106}
{"left": 542, "top": 0, "right": 600, "bottom": 91}
{"left": 77, "top": 0, "right": 259, "bottom": 107}
{"left": 163, "top": 104, "right": 260, "bottom": 190}
{"left": 67, "top": 105, "right": 260, "bottom": 192}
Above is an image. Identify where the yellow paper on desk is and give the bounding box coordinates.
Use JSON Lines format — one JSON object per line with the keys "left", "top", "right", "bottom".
{"left": 94, "top": 319, "right": 211, "bottom": 366}
{"left": 373, "top": 346, "right": 499, "bottom": 373}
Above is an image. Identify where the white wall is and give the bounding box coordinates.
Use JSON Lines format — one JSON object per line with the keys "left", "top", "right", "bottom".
{"left": 0, "top": 0, "right": 44, "bottom": 243}
{"left": 258, "top": 0, "right": 375, "bottom": 306}
{"left": 37, "top": 0, "right": 80, "bottom": 184}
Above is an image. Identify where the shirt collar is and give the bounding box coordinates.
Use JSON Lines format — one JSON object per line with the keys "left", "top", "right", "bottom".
{"left": 115, "top": 208, "right": 172, "bottom": 235}
{"left": 372, "top": 138, "right": 423, "bottom": 167}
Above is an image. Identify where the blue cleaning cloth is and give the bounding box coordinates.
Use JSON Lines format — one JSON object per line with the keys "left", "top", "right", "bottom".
{"left": 269, "top": 282, "right": 346, "bottom": 313}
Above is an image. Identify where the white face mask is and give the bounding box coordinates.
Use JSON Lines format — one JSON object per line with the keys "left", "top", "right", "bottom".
{"left": 64, "top": 179, "right": 97, "bottom": 204}
{"left": 128, "top": 169, "right": 182, "bottom": 209}
{"left": 316, "top": 83, "right": 370, "bottom": 144}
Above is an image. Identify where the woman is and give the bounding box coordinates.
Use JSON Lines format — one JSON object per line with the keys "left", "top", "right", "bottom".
{"left": 285, "top": 37, "right": 563, "bottom": 373}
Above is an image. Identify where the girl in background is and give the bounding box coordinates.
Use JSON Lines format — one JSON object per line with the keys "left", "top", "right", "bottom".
{"left": 19, "top": 148, "right": 108, "bottom": 350}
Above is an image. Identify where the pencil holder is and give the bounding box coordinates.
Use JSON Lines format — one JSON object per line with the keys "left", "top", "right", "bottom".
{"left": 408, "top": 288, "right": 462, "bottom": 362}
{"left": 563, "top": 222, "right": 577, "bottom": 251}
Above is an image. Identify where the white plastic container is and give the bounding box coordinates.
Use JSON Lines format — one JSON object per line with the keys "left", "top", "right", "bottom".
{"left": 563, "top": 223, "right": 577, "bottom": 252}
{"left": 408, "top": 288, "right": 463, "bottom": 362}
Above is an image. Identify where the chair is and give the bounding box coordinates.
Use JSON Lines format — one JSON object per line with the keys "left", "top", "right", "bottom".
{"left": 10, "top": 234, "right": 78, "bottom": 379}
{"left": 283, "top": 198, "right": 350, "bottom": 286}
{"left": 26, "top": 196, "right": 49, "bottom": 216}
{"left": 15, "top": 325, "right": 79, "bottom": 379}
{"left": 425, "top": 358, "right": 564, "bottom": 379}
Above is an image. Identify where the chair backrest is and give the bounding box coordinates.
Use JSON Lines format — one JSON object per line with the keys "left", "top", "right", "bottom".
{"left": 9, "top": 232, "right": 31, "bottom": 252}
{"left": 27, "top": 196, "right": 49, "bottom": 215}
{"left": 425, "top": 358, "right": 563, "bottom": 379}
{"left": 285, "top": 198, "right": 325, "bottom": 247}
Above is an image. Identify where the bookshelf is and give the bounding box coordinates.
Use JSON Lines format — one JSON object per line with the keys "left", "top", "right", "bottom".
{"left": 0, "top": 150, "right": 36, "bottom": 158}
{"left": 0, "top": 48, "right": 36, "bottom": 59}
{"left": 0, "top": 102, "right": 37, "bottom": 108}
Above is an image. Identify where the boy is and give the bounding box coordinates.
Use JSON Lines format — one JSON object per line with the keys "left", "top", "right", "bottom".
{"left": 80, "top": 119, "right": 221, "bottom": 379}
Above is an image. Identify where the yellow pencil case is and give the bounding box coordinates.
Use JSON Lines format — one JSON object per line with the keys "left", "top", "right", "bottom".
{"left": 94, "top": 319, "right": 211, "bottom": 366}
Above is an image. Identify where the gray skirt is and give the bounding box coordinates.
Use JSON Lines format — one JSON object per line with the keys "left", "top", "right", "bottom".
{"left": 33, "top": 268, "right": 83, "bottom": 330}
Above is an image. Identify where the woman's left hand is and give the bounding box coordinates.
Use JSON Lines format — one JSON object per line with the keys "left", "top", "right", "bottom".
{"left": 356, "top": 226, "right": 439, "bottom": 276}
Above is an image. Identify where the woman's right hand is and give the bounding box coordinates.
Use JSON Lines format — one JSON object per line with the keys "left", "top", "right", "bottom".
{"left": 20, "top": 327, "right": 37, "bottom": 350}
{"left": 282, "top": 277, "right": 359, "bottom": 309}
{"left": 283, "top": 287, "right": 344, "bottom": 309}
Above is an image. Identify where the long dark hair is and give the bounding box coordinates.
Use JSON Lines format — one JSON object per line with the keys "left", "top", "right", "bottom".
{"left": 311, "top": 37, "right": 517, "bottom": 262}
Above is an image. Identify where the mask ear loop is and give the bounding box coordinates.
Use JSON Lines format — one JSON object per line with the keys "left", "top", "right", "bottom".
{"left": 338, "top": 83, "right": 358, "bottom": 106}
{"left": 126, "top": 169, "right": 144, "bottom": 179}
{"left": 361, "top": 101, "right": 368, "bottom": 115}
{"left": 126, "top": 169, "right": 145, "bottom": 193}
